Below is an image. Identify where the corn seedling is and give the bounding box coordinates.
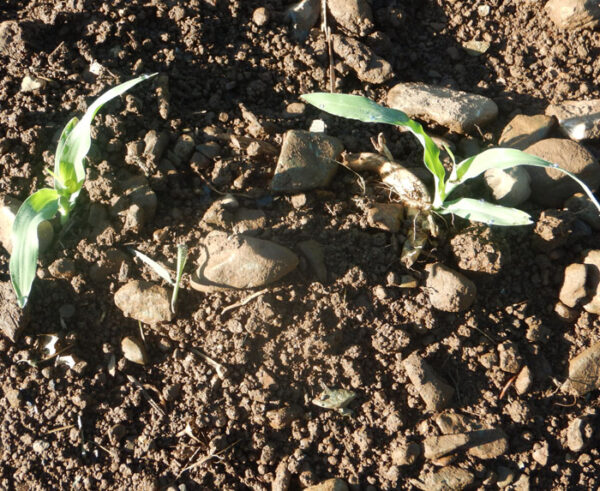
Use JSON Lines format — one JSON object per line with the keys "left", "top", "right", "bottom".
{"left": 301, "top": 92, "right": 600, "bottom": 265}
{"left": 10, "top": 74, "right": 156, "bottom": 307}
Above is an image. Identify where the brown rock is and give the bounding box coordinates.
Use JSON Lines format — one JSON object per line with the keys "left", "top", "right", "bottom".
{"left": 546, "top": 99, "right": 600, "bottom": 141}
{"left": 562, "top": 343, "right": 600, "bottom": 395}
{"left": 332, "top": 34, "right": 393, "bottom": 84}
{"left": 304, "top": 478, "right": 348, "bottom": 491}
{"left": 327, "top": 0, "right": 374, "bottom": 36}
{"left": 425, "top": 263, "right": 476, "bottom": 312}
{"left": 545, "top": 0, "right": 600, "bottom": 30}
{"left": 114, "top": 280, "right": 172, "bottom": 324}
{"left": 121, "top": 336, "right": 149, "bottom": 365}
{"left": 559, "top": 263, "right": 588, "bottom": 308}
{"left": 498, "top": 114, "right": 555, "bottom": 150}
{"left": 0, "top": 281, "right": 29, "bottom": 342}
{"left": 266, "top": 406, "right": 302, "bottom": 430}
{"left": 366, "top": 203, "right": 404, "bottom": 233}
{"left": 402, "top": 352, "right": 454, "bottom": 412}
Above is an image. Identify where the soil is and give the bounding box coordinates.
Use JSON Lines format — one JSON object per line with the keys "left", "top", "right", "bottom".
{"left": 1, "top": 0, "right": 600, "bottom": 490}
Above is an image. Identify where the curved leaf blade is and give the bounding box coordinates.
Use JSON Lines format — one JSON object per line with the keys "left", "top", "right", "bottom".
{"left": 10, "top": 189, "right": 59, "bottom": 307}
{"left": 439, "top": 197, "right": 533, "bottom": 226}
{"left": 301, "top": 92, "right": 446, "bottom": 203}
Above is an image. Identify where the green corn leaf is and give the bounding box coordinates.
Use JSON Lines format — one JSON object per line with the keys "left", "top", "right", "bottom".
{"left": 438, "top": 197, "right": 533, "bottom": 226}
{"left": 10, "top": 188, "right": 60, "bottom": 307}
{"left": 171, "top": 244, "right": 188, "bottom": 314}
{"left": 446, "top": 148, "right": 600, "bottom": 212}
{"left": 54, "top": 73, "right": 157, "bottom": 207}
{"left": 301, "top": 92, "right": 447, "bottom": 205}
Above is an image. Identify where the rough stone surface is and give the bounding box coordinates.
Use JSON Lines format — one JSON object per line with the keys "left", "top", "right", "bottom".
{"left": 567, "top": 417, "right": 591, "bottom": 452}
{"left": 121, "top": 336, "right": 149, "bottom": 365}
{"left": 305, "top": 478, "right": 348, "bottom": 491}
{"left": 546, "top": 99, "right": 600, "bottom": 140}
{"left": 498, "top": 341, "right": 523, "bottom": 374}
{"left": 515, "top": 366, "right": 533, "bottom": 395}
{"left": 559, "top": 263, "right": 588, "bottom": 308}
{"left": 391, "top": 440, "right": 421, "bottom": 466}
{"left": 423, "top": 434, "right": 469, "bottom": 460}
{"left": 582, "top": 250, "right": 600, "bottom": 314}
{"left": 525, "top": 139, "right": 600, "bottom": 208}
{"left": 545, "top": 0, "right": 600, "bottom": 30}
{"left": 327, "top": 0, "right": 374, "bottom": 36}
{"left": 387, "top": 82, "right": 498, "bottom": 133}
{"left": 420, "top": 466, "right": 474, "bottom": 491}
{"left": 48, "top": 258, "right": 77, "bottom": 280}
{"left": 466, "top": 428, "right": 509, "bottom": 460}
{"left": 286, "top": 0, "right": 320, "bottom": 40}
{"left": 332, "top": 34, "right": 393, "bottom": 84}
{"left": 425, "top": 263, "right": 477, "bottom": 312}
{"left": 114, "top": 280, "right": 173, "bottom": 324}
{"left": 271, "top": 130, "right": 343, "bottom": 193}
{"left": 402, "top": 351, "right": 454, "bottom": 412}
{"left": 498, "top": 114, "right": 555, "bottom": 150}
{"left": 366, "top": 203, "right": 404, "bottom": 233}
{"left": 562, "top": 343, "right": 600, "bottom": 395}
{"left": 0, "top": 281, "right": 29, "bottom": 342}
{"left": 484, "top": 167, "right": 531, "bottom": 207}
{"left": 191, "top": 231, "right": 298, "bottom": 292}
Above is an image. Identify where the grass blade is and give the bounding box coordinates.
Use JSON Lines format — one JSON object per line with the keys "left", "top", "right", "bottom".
{"left": 10, "top": 189, "right": 59, "bottom": 307}
{"left": 171, "top": 244, "right": 188, "bottom": 314}
{"left": 130, "top": 248, "right": 174, "bottom": 285}
{"left": 301, "top": 92, "right": 447, "bottom": 205}
{"left": 439, "top": 197, "right": 533, "bottom": 226}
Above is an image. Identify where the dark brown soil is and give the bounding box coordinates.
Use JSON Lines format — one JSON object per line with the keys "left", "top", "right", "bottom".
{"left": 1, "top": 0, "right": 600, "bottom": 489}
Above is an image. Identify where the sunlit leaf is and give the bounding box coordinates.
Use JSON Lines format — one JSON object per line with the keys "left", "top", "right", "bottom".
{"left": 439, "top": 197, "right": 533, "bottom": 226}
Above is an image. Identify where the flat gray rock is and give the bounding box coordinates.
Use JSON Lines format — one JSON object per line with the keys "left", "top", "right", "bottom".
{"left": 498, "top": 114, "right": 555, "bottom": 150}
{"left": 526, "top": 138, "right": 600, "bottom": 208}
{"left": 327, "top": 0, "right": 374, "bottom": 36}
{"left": 425, "top": 263, "right": 476, "bottom": 312}
{"left": 484, "top": 167, "right": 531, "bottom": 207}
{"left": 417, "top": 466, "right": 474, "bottom": 491}
{"left": 114, "top": 280, "right": 172, "bottom": 324}
{"left": 546, "top": 99, "right": 600, "bottom": 141}
{"left": 546, "top": 0, "right": 600, "bottom": 30}
{"left": 402, "top": 351, "right": 454, "bottom": 412}
{"left": 387, "top": 82, "right": 498, "bottom": 134}
{"left": 332, "top": 34, "right": 393, "bottom": 84}
{"left": 271, "top": 130, "right": 343, "bottom": 193}
{"left": 562, "top": 342, "right": 600, "bottom": 395}
{"left": 191, "top": 231, "right": 298, "bottom": 292}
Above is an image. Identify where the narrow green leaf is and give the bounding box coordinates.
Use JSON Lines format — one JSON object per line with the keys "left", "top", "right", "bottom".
{"left": 130, "top": 248, "right": 174, "bottom": 285}
{"left": 171, "top": 244, "right": 188, "bottom": 314}
{"left": 446, "top": 148, "right": 600, "bottom": 212}
{"left": 55, "top": 73, "right": 158, "bottom": 205}
{"left": 301, "top": 92, "right": 447, "bottom": 204}
{"left": 10, "top": 189, "right": 60, "bottom": 307}
{"left": 439, "top": 197, "right": 533, "bottom": 226}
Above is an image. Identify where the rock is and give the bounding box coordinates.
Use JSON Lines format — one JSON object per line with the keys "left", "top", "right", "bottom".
{"left": 366, "top": 203, "right": 404, "bottom": 233}
{"left": 484, "top": 167, "right": 531, "bottom": 207}
{"left": 273, "top": 458, "right": 291, "bottom": 491}
{"left": 559, "top": 263, "right": 588, "bottom": 308}
{"left": 0, "top": 281, "right": 29, "bottom": 342}
{"left": 565, "top": 193, "right": 600, "bottom": 230}
{"left": 532, "top": 209, "right": 575, "bottom": 252}
{"left": 112, "top": 176, "right": 157, "bottom": 225}
{"left": 567, "top": 417, "right": 592, "bottom": 452}
{"left": 232, "top": 208, "right": 267, "bottom": 235}
{"left": 545, "top": 0, "right": 600, "bottom": 30}
{"left": 0, "top": 195, "right": 54, "bottom": 254}
{"left": 21, "top": 75, "right": 46, "bottom": 92}
{"left": 498, "top": 114, "right": 555, "bottom": 150}
{"left": 89, "top": 248, "right": 129, "bottom": 283}
{"left": 546, "top": 99, "right": 600, "bottom": 141}
{"left": 424, "top": 428, "right": 508, "bottom": 461}
{"left": 287, "top": 0, "right": 320, "bottom": 41}
{"left": 283, "top": 102, "right": 306, "bottom": 118}
{"left": 554, "top": 300, "right": 578, "bottom": 323}
{"left": 562, "top": 342, "right": 600, "bottom": 395}
{"left": 143, "top": 130, "right": 169, "bottom": 168}
{"left": 114, "top": 280, "right": 172, "bottom": 324}
{"left": 190, "top": 231, "right": 298, "bottom": 292}
{"left": 387, "top": 82, "right": 498, "bottom": 134}
{"left": 515, "top": 366, "right": 533, "bottom": 395}
{"left": 32, "top": 440, "right": 50, "bottom": 454}
{"left": 435, "top": 412, "right": 481, "bottom": 434}
{"left": 162, "top": 383, "right": 181, "bottom": 402}
{"left": 450, "top": 226, "right": 510, "bottom": 274}
{"left": 462, "top": 39, "right": 490, "bottom": 56}
{"left": 121, "top": 336, "right": 148, "bottom": 365}
{"left": 532, "top": 441, "right": 549, "bottom": 466}
{"left": 525, "top": 139, "right": 600, "bottom": 208}
{"left": 582, "top": 250, "right": 600, "bottom": 314}
{"left": 332, "top": 34, "right": 393, "bottom": 84}
{"left": 423, "top": 434, "right": 469, "bottom": 460}
{"left": 498, "top": 341, "right": 522, "bottom": 374}
{"left": 327, "top": 0, "right": 374, "bottom": 36}
{"left": 425, "top": 263, "right": 476, "bottom": 312}
{"left": 48, "top": 258, "right": 77, "bottom": 279}
{"left": 298, "top": 240, "right": 327, "bottom": 283}
{"left": 496, "top": 466, "right": 516, "bottom": 488}
{"left": 173, "top": 134, "right": 196, "bottom": 164}
{"left": 266, "top": 406, "right": 302, "bottom": 430}
{"left": 419, "top": 466, "right": 474, "bottom": 491}
{"left": 391, "top": 439, "right": 421, "bottom": 466}
{"left": 402, "top": 351, "right": 454, "bottom": 412}
{"left": 252, "top": 7, "right": 269, "bottom": 26}
{"left": 305, "top": 479, "right": 348, "bottom": 491}
{"left": 202, "top": 194, "right": 239, "bottom": 228}
{"left": 271, "top": 130, "right": 343, "bottom": 193}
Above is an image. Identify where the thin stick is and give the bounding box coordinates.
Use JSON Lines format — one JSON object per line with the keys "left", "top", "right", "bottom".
{"left": 321, "top": 0, "right": 335, "bottom": 93}
{"left": 188, "top": 348, "right": 227, "bottom": 380}
{"left": 499, "top": 375, "right": 517, "bottom": 400}
{"left": 178, "top": 440, "right": 240, "bottom": 476}
{"left": 222, "top": 288, "right": 269, "bottom": 314}
{"left": 46, "top": 424, "right": 76, "bottom": 434}
{"left": 127, "top": 374, "right": 166, "bottom": 417}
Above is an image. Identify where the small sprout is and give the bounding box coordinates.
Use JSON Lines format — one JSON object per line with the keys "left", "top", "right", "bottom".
{"left": 171, "top": 243, "right": 188, "bottom": 314}
{"left": 312, "top": 383, "right": 357, "bottom": 416}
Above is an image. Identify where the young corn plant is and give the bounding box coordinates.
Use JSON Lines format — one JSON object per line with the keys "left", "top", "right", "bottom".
{"left": 10, "top": 73, "right": 156, "bottom": 308}
{"left": 301, "top": 93, "right": 600, "bottom": 225}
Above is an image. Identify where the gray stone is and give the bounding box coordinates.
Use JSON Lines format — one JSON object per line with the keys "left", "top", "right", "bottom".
{"left": 332, "top": 34, "right": 393, "bottom": 84}
{"left": 173, "top": 134, "right": 196, "bottom": 164}
{"left": 114, "top": 280, "right": 172, "bottom": 324}
{"left": 0, "top": 281, "right": 29, "bottom": 342}
{"left": 425, "top": 263, "right": 476, "bottom": 312}
{"left": 190, "top": 231, "right": 298, "bottom": 292}
{"left": 387, "top": 82, "right": 498, "bottom": 134}
{"left": 526, "top": 139, "right": 600, "bottom": 208}
{"left": 0, "top": 195, "right": 54, "bottom": 254}
{"left": 21, "top": 75, "right": 45, "bottom": 93}
{"left": 143, "top": 130, "right": 169, "bottom": 167}
{"left": 466, "top": 428, "right": 509, "bottom": 460}
{"left": 287, "top": 0, "right": 320, "bottom": 40}
{"left": 327, "top": 0, "right": 374, "bottom": 36}
{"left": 423, "top": 434, "right": 469, "bottom": 460}
{"left": 545, "top": 0, "right": 600, "bottom": 30}
{"left": 562, "top": 342, "right": 600, "bottom": 395}
{"left": 402, "top": 351, "right": 454, "bottom": 412}
{"left": 567, "top": 417, "right": 591, "bottom": 452}
{"left": 559, "top": 263, "right": 587, "bottom": 308}
{"left": 419, "top": 466, "right": 474, "bottom": 491}
{"left": 484, "top": 167, "right": 531, "bottom": 207}
{"left": 546, "top": 99, "right": 600, "bottom": 141}
{"left": 121, "top": 336, "right": 148, "bottom": 365}
{"left": 271, "top": 130, "right": 343, "bottom": 193}
{"left": 498, "top": 114, "right": 555, "bottom": 150}
{"left": 532, "top": 441, "right": 549, "bottom": 466}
